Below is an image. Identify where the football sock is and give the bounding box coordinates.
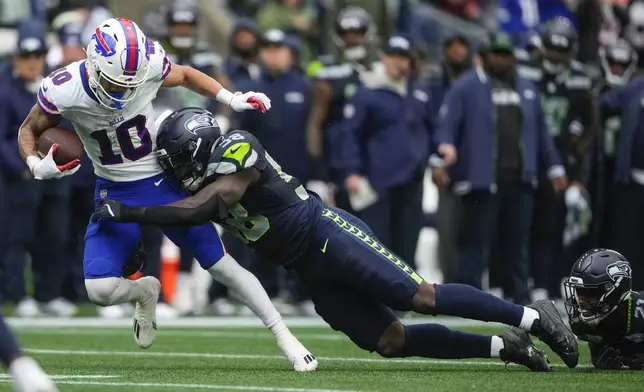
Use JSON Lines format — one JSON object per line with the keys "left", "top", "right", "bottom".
{"left": 0, "top": 315, "right": 22, "bottom": 367}
{"left": 403, "top": 323, "right": 492, "bottom": 358}
{"left": 85, "top": 277, "right": 148, "bottom": 306}
{"left": 208, "top": 254, "right": 282, "bottom": 330}
{"left": 490, "top": 336, "right": 505, "bottom": 358}
{"left": 519, "top": 307, "right": 540, "bottom": 330}
{"left": 434, "top": 283, "right": 524, "bottom": 327}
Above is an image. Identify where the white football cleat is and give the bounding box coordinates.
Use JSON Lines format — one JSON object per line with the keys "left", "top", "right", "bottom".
{"left": 9, "top": 356, "right": 58, "bottom": 392}
{"left": 133, "top": 276, "right": 161, "bottom": 349}
{"left": 15, "top": 298, "right": 41, "bottom": 318}
{"left": 41, "top": 298, "right": 78, "bottom": 318}
{"left": 278, "top": 335, "right": 318, "bottom": 372}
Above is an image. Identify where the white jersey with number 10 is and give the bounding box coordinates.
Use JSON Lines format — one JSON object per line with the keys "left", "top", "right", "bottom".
{"left": 36, "top": 40, "right": 171, "bottom": 182}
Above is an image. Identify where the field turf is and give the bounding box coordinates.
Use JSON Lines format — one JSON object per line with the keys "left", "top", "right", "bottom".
{"left": 2, "top": 317, "right": 642, "bottom": 391}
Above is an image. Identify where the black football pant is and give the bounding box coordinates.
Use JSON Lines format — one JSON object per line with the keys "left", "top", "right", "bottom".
{"left": 358, "top": 175, "right": 424, "bottom": 271}
{"left": 456, "top": 182, "right": 533, "bottom": 305}
{"left": 529, "top": 182, "right": 568, "bottom": 298}
{"left": 607, "top": 182, "right": 644, "bottom": 290}
{"left": 436, "top": 188, "right": 461, "bottom": 283}
{"left": 0, "top": 173, "right": 5, "bottom": 304}
{"left": 2, "top": 178, "right": 70, "bottom": 303}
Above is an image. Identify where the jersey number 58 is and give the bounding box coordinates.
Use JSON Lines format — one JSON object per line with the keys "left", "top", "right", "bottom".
{"left": 90, "top": 115, "right": 153, "bottom": 165}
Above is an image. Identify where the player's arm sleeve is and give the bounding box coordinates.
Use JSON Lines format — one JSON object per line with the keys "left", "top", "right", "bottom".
{"left": 571, "top": 89, "right": 599, "bottom": 183}
{"left": 36, "top": 78, "right": 62, "bottom": 117}
{"left": 0, "top": 93, "right": 28, "bottom": 174}
{"left": 536, "top": 94, "right": 565, "bottom": 179}
{"left": 148, "top": 41, "right": 172, "bottom": 82}
{"left": 121, "top": 170, "right": 259, "bottom": 226}
{"left": 341, "top": 88, "right": 369, "bottom": 178}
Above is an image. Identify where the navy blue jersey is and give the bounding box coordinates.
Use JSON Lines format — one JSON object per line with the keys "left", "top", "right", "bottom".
{"left": 518, "top": 60, "right": 593, "bottom": 142}
{"left": 204, "top": 130, "right": 322, "bottom": 265}
{"left": 308, "top": 56, "right": 362, "bottom": 128}
{"left": 571, "top": 291, "right": 644, "bottom": 361}
{"left": 157, "top": 41, "right": 222, "bottom": 110}
{"left": 598, "top": 82, "right": 622, "bottom": 160}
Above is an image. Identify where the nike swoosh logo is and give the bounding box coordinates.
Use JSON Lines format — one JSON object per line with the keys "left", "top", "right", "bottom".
{"left": 321, "top": 239, "right": 328, "bottom": 253}
{"left": 154, "top": 179, "right": 164, "bottom": 186}
{"left": 230, "top": 146, "right": 241, "bottom": 154}
{"left": 43, "top": 86, "right": 48, "bottom": 92}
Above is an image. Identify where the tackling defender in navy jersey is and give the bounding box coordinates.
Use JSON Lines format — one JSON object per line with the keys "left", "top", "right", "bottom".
{"left": 565, "top": 249, "right": 644, "bottom": 370}
{"left": 93, "top": 107, "right": 581, "bottom": 371}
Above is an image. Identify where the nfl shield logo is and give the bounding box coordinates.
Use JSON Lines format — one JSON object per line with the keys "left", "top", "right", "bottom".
{"left": 100, "top": 189, "right": 107, "bottom": 199}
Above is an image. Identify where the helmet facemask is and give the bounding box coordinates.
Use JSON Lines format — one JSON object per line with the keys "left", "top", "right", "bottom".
{"left": 88, "top": 59, "right": 149, "bottom": 110}
{"left": 158, "top": 140, "right": 206, "bottom": 194}
{"left": 334, "top": 29, "right": 369, "bottom": 62}
{"left": 600, "top": 45, "right": 637, "bottom": 87}
{"left": 564, "top": 276, "right": 629, "bottom": 326}
{"left": 157, "top": 135, "right": 223, "bottom": 195}
{"left": 542, "top": 44, "right": 573, "bottom": 75}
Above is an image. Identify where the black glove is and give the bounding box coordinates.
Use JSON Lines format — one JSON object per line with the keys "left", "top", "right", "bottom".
{"left": 91, "top": 199, "right": 140, "bottom": 223}
{"left": 122, "top": 241, "right": 147, "bottom": 277}
{"left": 595, "top": 347, "right": 628, "bottom": 370}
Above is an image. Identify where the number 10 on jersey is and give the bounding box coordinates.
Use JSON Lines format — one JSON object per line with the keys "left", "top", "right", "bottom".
{"left": 90, "top": 115, "right": 153, "bottom": 165}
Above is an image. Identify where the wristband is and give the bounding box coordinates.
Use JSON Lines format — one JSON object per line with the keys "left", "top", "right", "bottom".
{"left": 216, "top": 89, "right": 234, "bottom": 106}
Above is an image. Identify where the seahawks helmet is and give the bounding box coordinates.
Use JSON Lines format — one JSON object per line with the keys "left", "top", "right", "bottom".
{"left": 564, "top": 249, "right": 634, "bottom": 326}
{"left": 599, "top": 39, "right": 638, "bottom": 87}
{"left": 332, "top": 6, "right": 376, "bottom": 62}
{"left": 156, "top": 108, "right": 222, "bottom": 193}
{"left": 540, "top": 17, "right": 578, "bottom": 74}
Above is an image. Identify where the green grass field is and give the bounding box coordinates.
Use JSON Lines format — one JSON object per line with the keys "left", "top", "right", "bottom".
{"left": 3, "top": 318, "right": 643, "bottom": 391}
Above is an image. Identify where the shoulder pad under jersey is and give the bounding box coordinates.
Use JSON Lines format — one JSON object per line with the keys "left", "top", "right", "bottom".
{"left": 518, "top": 64, "right": 542, "bottom": 82}
{"left": 205, "top": 131, "right": 260, "bottom": 179}
{"left": 312, "top": 62, "right": 353, "bottom": 80}
{"left": 37, "top": 62, "right": 86, "bottom": 116}
{"left": 514, "top": 48, "right": 531, "bottom": 62}
{"left": 566, "top": 63, "right": 592, "bottom": 90}
{"left": 192, "top": 43, "right": 223, "bottom": 69}
{"left": 148, "top": 41, "right": 172, "bottom": 82}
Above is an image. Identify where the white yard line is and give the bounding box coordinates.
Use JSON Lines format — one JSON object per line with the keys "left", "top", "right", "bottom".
{"left": 0, "top": 375, "right": 120, "bottom": 380}
{"left": 7, "top": 316, "right": 506, "bottom": 329}
{"left": 25, "top": 348, "right": 592, "bottom": 369}
{"left": 0, "top": 380, "right": 363, "bottom": 392}
{"left": 20, "top": 328, "right": 348, "bottom": 341}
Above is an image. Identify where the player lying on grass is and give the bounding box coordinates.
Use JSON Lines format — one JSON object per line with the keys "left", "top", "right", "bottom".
{"left": 0, "top": 314, "right": 57, "bottom": 392}
{"left": 17, "top": 17, "right": 316, "bottom": 371}
{"left": 565, "top": 248, "right": 644, "bottom": 370}
{"left": 93, "top": 107, "right": 580, "bottom": 372}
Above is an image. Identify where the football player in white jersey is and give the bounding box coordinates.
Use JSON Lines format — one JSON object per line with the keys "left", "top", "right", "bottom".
{"left": 16, "top": 17, "right": 317, "bottom": 372}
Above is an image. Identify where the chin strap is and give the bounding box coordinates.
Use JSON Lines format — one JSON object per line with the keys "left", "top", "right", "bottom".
{"left": 110, "top": 92, "right": 125, "bottom": 110}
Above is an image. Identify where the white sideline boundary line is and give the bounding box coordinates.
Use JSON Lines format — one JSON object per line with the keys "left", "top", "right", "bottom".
{"left": 0, "top": 380, "right": 362, "bottom": 392}
{"left": 8, "top": 316, "right": 506, "bottom": 329}
{"left": 25, "top": 348, "right": 592, "bottom": 369}
{"left": 0, "top": 375, "right": 119, "bottom": 380}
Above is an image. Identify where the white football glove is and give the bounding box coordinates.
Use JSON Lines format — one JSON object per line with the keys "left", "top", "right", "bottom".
{"left": 26, "top": 144, "right": 81, "bottom": 180}
{"left": 229, "top": 91, "right": 272, "bottom": 112}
